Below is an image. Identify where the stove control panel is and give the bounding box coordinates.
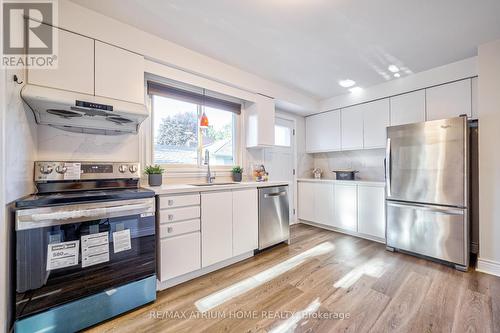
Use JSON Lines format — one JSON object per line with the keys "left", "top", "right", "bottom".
{"left": 35, "top": 161, "right": 141, "bottom": 182}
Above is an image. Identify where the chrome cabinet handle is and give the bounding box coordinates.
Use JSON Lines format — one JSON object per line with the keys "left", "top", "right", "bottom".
{"left": 167, "top": 227, "right": 173, "bottom": 233}
{"left": 168, "top": 214, "right": 174, "bottom": 221}
{"left": 167, "top": 200, "right": 174, "bottom": 206}
{"left": 264, "top": 191, "right": 286, "bottom": 198}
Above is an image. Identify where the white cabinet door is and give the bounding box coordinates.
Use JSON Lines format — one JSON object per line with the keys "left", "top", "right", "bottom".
{"left": 358, "top": 185, "right": 386, "bottom": 239}
{"left": 159, "top": 232, "right": 201, "bottom": 281}
{"left": 341, "top": 106, "right": 364, "bottom": 150}
{"left": 28, "top": 28, "right": 94, "bottom": 95}
{"left": 94, "top": 41, "right": 145, "bottom": 104}
{"left": 390, "top": 90, "right": 426, "bottom": 126}
{"left": 306, "top": 110, "right": 341, "bottom": 152}
{"left": 246, "top": 95, "right": 275, "bottom": 147}
{"left": 363, "top": 99, "right": 390, "bottom": 149}
{"left": 314, "top": 182, "right": 335, "bottom": 226}
{"left": 426, "top": 79, "right": 471, "bottom": 121}
{"left": 298, "top": 182, "right": 316, "bottom": 222}
{"left": 232, "top": 189, "right": 258, "bottom": 256}
{"left": 333, "top": 184, "right": 357, "bottom": 232}
{"left": 201, "top": 191, "right": 233, "bottom": 267}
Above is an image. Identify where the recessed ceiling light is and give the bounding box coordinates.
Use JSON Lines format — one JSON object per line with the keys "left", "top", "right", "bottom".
{"left": 349, "top": 86, "right": 363, "bottom": 94}
{"left": 393, "top": 73, "right": 401, "bottom": 78}
{"left": 339, "top": 79, "right": 356, "bottom": 88}
{"left": 388, "top": 65, "right": 399, "bottom": 73}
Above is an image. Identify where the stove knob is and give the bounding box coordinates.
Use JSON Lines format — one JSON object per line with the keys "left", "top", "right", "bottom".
{"left": 40, "top": 165, "right": 53, "bottom": 174}
{"left": 55, "top": 165, "right": 67, "bottom": 174}
{"left": 118, "top": 165, "right": 128, "bottom": 173}
{"left": 129, "top": 165, "right": 138, "bottom": 173}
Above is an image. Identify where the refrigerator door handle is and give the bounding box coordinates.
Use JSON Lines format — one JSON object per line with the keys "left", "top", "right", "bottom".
{"left": 385, "top": 138, "right": 391, "bottom": 197}
{"left": 386, "top": 201, "right": 464, "bottom": 215}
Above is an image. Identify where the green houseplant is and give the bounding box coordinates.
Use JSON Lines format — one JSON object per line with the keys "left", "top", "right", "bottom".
{"left": 144, "top": 165, "right": 165, "bottom": 186}
{"left": 231, "top": 166, "right": 243, "bottom": 182}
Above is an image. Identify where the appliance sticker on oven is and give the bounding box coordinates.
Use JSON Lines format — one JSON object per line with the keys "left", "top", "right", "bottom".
{"left": 113, "top": 229, "right": 132, "bottom": 253}
{"left": 63, "top": 162, "right": 81, "bottom": 180}
{"left": 46, "top": 240, "right": 80, "bottom": 271}
{"left": 81, "top": 231, "right": 110, "bottom": 268}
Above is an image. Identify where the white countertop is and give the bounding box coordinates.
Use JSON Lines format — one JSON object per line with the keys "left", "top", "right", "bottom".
{"left": 144, "top": 180, "right": 290, "bottom": 195}
{"left": 297, "top": 178, "right": 385, "bottom": 187}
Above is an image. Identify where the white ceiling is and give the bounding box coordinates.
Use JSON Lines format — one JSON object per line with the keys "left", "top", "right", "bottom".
{"left": 71, "top": 0, "right": 500, "bottom": 99}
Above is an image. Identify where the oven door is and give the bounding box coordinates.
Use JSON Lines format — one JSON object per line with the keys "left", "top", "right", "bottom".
{"left": 15, "top": 198, "right": 155, "bottom": 319}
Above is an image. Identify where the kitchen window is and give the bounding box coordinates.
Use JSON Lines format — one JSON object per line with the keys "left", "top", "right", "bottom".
{"left": 148, "top": 81, "right": 241, "bottom": 167}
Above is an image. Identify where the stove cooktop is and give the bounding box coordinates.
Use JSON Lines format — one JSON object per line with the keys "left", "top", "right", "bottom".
{"left": 15, "top": 188, "right": 155, "bottom": 209}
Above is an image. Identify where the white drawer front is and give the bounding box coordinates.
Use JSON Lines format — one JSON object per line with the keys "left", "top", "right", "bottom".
{"left": 160, "top": 219, "right": 200, "bottom": 238}
{"left": 159, "top": 206, "right": 200, "bottom": 223}
{"left": 160, "top": 194, "right": 200, "bottom": 209}
{"left": 159, "top": 232, "right": 201, "bottom": 281}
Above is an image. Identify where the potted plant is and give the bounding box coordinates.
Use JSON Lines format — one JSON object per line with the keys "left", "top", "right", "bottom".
{"left": 231, "top": 166, "right": 243, "bottom": 182}
{"left": 144, "top": 165, "right": 164, "bottom": 186}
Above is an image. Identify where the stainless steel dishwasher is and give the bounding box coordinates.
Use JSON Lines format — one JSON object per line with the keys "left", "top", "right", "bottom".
{"left": 258, "top": 185, "right": 290, "bottom": 250}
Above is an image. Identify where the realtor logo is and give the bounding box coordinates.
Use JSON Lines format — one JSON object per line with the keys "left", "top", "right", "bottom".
{"left": 2, "top": 0, "right": 58, "bottom": 68}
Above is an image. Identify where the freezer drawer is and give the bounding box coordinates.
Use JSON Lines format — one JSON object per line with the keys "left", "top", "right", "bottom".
{"left": 258, "top": 186, "right": 290, "bottom": 250}
{"left": 386, "top": 201, "right": 468, "bottom": 266}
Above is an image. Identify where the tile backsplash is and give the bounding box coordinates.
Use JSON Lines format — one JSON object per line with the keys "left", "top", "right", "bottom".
{"left": 312, "top": 148, "right": 385, "bottom": 181}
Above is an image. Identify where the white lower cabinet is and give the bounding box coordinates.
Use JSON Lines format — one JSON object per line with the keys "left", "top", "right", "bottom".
{"left": 298, "top": 180, "right": 385, "bottom": 241}
{"left": 357, "top": 185, "right": 386, "bottom": 239}
{"left": 333, "top": 184, "right": 357, "bottom": 232}
{"left": 202, "top": 191, "right": 233, "bottom": 267}
{"left": 232, "top": 189, "right": 258, "bottom": 256}
{"left": 159, "top": 232, "right": 201, "bottom": 281}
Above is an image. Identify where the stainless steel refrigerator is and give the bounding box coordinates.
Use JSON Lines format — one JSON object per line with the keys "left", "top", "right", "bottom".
{"left": 385, "top": 116, "right": 469, "bottom": 271}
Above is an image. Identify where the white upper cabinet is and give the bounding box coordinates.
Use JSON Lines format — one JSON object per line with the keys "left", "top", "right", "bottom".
{"left": 232, "top": 189, "right": 258, "bottom": 256}
{"left": 362, "top": 99, "right": 390, "bottom": 149}
{"left": 333, "top": 184, "right": 357, "bottom": 232}
{"left": 94, "top": 41, "right": 145, "bottom": 104}
{"left": 201, "top": 191, "right": 233, "bottom": 267}
{"left": 390, "top": 90, "right": 426, "bottom": 126}
{"left": 28, "top": 28, "right": 94, "bottom": 95}
{"left": 426, "top": 79, "right": 472, "bottom": 121}
{"left": 341, "top": 105, "right": 364, "bottom": 151}
{"left": 357, "top": 185, "right": 386, "bottom": 239}
{"left": 306, "top": 110, "right": 341, "bottom": 153}
{"left": 246, "top": 95, "right": 275, "bottom": 148}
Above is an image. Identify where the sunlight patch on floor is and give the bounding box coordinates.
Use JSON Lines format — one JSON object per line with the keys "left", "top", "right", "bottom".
{"left": 194, "top": 242, "right": 335, "bottom": 312}
{"left": 268, "top": 297, "right": 321, "bottom": 333}
{"left": 333, "top": 257, "right": 388, "bottom": 289}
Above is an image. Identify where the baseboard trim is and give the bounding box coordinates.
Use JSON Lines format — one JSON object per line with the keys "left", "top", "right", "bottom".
{"left": 477, "top": 258, "right": 500, "bottom": 277}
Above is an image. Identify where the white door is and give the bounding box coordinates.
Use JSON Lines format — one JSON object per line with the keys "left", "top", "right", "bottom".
{"left": 315, "top": 182, "right": 335, "bottom": 226}
{"left": 426, "top": 79, "right": 472, "bottom": 121}
{"left": 264, "top": 117, "right": 296, "bottom": 220}
{"left": 232, "top": 189, "right": 258, "bottom": 256}
{"left": 306, "top": 110, "right": 341, "bottom": 152}
{"left": 201, "top": 191, "right": 233, "bottom": 267}
{"left": 298, "top": 181, "right": 315, "bottom": 222}
{"left": 358, "top": 185, "right": 386, "bottom": 239}
{"left": 333, "top": 184, "right": 358, "bottom": 232}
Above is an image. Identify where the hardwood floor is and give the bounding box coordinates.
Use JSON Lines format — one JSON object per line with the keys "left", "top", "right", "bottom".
{"left": 86, "top": 224, "right": 500, "bottom": 333}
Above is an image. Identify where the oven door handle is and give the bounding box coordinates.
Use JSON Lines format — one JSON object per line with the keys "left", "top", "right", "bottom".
{"left": 29, "top": 202, "right": 153, "bottom": 222}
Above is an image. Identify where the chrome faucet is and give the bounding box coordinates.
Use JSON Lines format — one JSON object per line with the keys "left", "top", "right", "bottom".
{"left": 204, "top": 150, "right": 215, "bottom": 183}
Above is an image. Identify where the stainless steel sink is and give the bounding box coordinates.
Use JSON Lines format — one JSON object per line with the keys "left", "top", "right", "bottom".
{"left": 189, "top": 182, "right": 238, "bottom": 186}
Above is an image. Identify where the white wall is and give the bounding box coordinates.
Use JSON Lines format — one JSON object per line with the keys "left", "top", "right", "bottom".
{"left": 477, "top": 39, "right": 500, "bottom": 276}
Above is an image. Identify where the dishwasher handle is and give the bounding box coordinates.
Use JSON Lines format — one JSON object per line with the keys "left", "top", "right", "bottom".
{"left": 264, "top": 191, "right": 287, "bottom": 198}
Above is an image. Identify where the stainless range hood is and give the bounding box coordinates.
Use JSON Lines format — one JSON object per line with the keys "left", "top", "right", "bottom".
{"left": 21, "top": 84, "right": 148, "bottom": 135}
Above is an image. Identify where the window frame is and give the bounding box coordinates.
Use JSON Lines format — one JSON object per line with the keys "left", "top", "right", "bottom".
{"left": 148, "top": 93, "right": 241, "bottom": 172}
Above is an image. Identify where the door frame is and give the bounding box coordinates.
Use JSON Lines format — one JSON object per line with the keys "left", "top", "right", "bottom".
{"left": 274, "top": 112, "right": 298, "bottom": 224}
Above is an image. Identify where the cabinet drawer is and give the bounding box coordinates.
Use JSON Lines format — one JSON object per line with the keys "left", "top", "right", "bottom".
{"left": 159, "top": 194, "right": 200, "bottom": 209}
{"left": 159, "top": 219, "right": 200, "bottom": 238}
{"left": 159, "top": 232, "right": 201, "bottom": 281}
{"left": 159, "top": 206, "right": 200, "bottom": 223}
